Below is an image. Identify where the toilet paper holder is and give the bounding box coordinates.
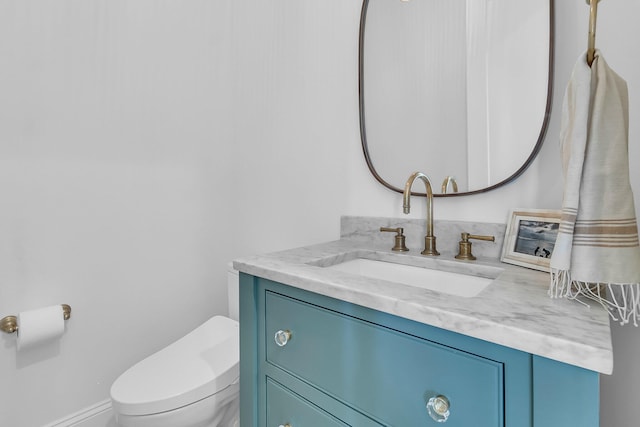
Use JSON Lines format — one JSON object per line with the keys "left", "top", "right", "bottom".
{"left": 0, "top": 304, "right": 71, "bottom": 334}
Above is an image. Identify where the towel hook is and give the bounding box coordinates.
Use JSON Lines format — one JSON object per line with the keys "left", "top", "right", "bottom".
{"left": 586, "top": 0, "right": 601, "bottom": 66}
{"left": 0, "top": 304, "right": 71, "bottom": 334}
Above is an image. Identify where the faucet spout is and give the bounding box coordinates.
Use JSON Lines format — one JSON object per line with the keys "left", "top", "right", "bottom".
{"left": 441, "top": 176, "right": 459, "bottom": 194}
{"left": 403, "top": 172, "right": 439, "bottom": 256}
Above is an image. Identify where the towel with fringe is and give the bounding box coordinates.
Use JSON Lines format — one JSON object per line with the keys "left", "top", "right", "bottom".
{"left": 549, "top": 50, "right": 640, "bottom": 326}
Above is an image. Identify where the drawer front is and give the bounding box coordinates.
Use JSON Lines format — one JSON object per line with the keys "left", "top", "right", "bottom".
{"left": 267, "top": 377, "right": 350, "bottom": 427}
{"left": 265, "top": 291, "right": 504, "bottom": 426}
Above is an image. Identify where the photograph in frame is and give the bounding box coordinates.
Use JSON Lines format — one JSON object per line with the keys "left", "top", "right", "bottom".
{"left": 501, "top": 209, "right": 562, "bottom": 272}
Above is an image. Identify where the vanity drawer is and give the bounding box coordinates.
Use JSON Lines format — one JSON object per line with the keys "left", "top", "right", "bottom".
{"left": 267, "top": 378, "right": 349, "bottom": 427}
{"left": 265, "top": 291, "right": 504, "bottom": 426}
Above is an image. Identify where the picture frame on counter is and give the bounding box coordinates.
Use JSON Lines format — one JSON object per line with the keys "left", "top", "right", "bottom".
{"left": 501, "top": 209, "right": 562, "bottom": 272}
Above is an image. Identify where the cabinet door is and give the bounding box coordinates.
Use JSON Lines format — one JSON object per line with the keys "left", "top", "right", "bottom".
{"left": 265, "top": 291, "right": 504, "bottom": 426}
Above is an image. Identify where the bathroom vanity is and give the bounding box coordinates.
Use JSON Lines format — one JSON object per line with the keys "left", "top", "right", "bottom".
{"left": 235, "top": 218, "right": 612, "bottom": 427}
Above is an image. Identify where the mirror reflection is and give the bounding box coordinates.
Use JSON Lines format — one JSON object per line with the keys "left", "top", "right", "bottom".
{"left": 359, "top": 0, "right": 553, "bottom": 196}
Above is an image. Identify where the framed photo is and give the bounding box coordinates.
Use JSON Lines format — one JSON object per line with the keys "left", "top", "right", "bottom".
{"left": 501, "top": 209, "right": 562, "bottom": 272}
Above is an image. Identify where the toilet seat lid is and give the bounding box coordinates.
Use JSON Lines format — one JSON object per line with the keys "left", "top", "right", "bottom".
{"left": 110, "top": 316, "right": 239, "bottom": 416}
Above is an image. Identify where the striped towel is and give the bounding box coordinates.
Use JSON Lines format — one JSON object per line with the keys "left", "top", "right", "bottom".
{"left": 550, "top": 51, "right": 640, "bottom": 326}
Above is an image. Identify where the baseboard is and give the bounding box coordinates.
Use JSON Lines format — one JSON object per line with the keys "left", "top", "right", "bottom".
{"left": 44, "top": 399, "right": 114, "bottom": 427}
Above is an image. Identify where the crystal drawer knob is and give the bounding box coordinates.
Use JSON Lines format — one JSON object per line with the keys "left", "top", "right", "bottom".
{"left": 426, "top": 395, "right": 450, "bottom": 422}
{"left": 278, "top": 424, "right": 291, "bottom": 427}
{"left": 274, "top": 330, "right": 292, "bottom": 347}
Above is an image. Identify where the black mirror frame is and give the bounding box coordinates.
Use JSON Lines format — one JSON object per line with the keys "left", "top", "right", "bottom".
{"left": 358, "top": 0, "right": 555, "bottom": 197}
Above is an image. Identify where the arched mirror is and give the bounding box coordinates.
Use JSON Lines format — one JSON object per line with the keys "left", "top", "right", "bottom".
{"left": 359, "top": 0, "right": 554, "bottom": 197}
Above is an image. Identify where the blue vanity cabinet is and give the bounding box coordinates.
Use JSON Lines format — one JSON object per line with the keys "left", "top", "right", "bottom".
{"left": 239, "top": 273, "right": 600, "bottom": 427}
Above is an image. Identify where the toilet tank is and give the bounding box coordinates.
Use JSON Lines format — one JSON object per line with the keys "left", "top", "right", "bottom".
{"left": 227, "top": 263, "right": 239, "bottom": 321}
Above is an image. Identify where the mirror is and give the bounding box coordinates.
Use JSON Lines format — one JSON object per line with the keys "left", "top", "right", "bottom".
{"left": 359, "top": 0, "right": 554, "bottom": 197}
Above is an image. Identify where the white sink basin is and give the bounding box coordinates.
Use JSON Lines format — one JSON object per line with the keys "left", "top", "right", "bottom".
{"left": 325, "top": 258, "right": 496, "bottom": 297}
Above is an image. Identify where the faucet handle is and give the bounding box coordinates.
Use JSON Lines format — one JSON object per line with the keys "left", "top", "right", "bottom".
{"left": 380, "top": 227, "right": 409, "bottom": 252}
{"left": 461, "top": 232, "right": 495, "bottom": 242}
{"left": 455, "top": 232, "right": 495, "bottom": 260}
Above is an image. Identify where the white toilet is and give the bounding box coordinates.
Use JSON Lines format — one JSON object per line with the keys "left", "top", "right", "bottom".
{"left": 110, "top": 266, "right": 240, "bottom": 427}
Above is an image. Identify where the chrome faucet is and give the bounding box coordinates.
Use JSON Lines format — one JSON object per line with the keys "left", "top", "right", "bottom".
{"left": 403, "top": 172, "right": 440, "bottom": 256}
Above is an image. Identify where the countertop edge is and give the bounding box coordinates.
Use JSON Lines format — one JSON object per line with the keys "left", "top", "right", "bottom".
{"left": 233, "top": 240, "right": 614, "bottom": 375}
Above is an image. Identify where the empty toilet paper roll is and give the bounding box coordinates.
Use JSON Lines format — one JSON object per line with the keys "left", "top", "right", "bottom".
{"left": 17, "top": 305, "right": 65, "bottom": 351}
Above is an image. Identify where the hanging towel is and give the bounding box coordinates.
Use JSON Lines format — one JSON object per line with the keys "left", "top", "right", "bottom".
{"left": 550, "top": 50, "right": 640, "bottom": 326}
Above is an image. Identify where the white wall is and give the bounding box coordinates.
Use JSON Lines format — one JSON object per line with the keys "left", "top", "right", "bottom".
{"left": 0, "top": 0, "right": 638, "bottom": 426}
{"left": 230, "top": 0, "right": 357, "bottom": 255}
{"left": 0, "top": 0, "right": 355, "bottom": 425}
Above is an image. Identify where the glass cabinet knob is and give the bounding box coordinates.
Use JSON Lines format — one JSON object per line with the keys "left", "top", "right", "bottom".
{"left": 278, "top": 424, "right": 291, "bottom": 427}
{"left": 274, "top": 329, "right": 292, "bottom": 347}
{"left": 426, "top": 395, "right": 450, "bottom": 422}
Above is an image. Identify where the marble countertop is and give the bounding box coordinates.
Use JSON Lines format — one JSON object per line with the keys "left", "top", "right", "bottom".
{"left": 234, "top": 238, "right": 613, "bottom": 374}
